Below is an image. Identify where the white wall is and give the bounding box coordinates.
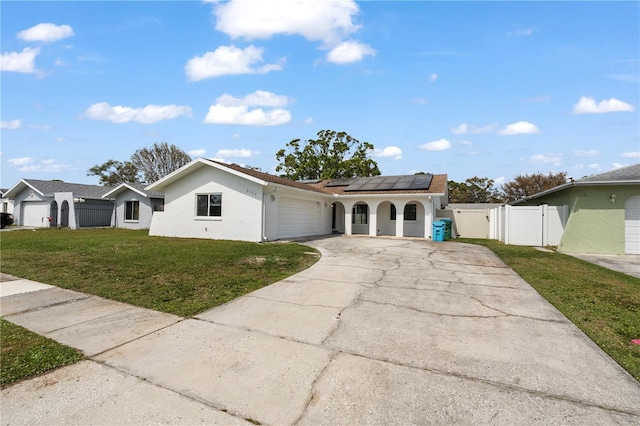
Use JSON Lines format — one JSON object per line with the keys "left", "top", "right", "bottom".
{"left": 149, "top": 166, "right": 264, "bottom": 241}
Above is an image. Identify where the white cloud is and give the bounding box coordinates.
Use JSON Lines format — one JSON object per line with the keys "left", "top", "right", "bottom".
{"left": 188, "top": 149, "right": 207, "bottom": 157}
{"left": 83, "top": 102, "right": 193, "bottom": 124}
{"left": 17, "top": 23, "right": 74, "bottom": 42}
{"left": 18, "top": 160, "right": 71, "bottom": 173}
{"left": 612, "top": 163, "right": 625, "bottom": 169}
{"left": 1, "top": 119, "right": 21, "bottom": 129}
{"left": 572, "top": 96, "right": 634, "bottom": 114}
{"left": 451, "top": 122, "right": 497, "bottom": 135}
{"left": 216, "top": 90, "right": 291, "bottom": 107}
{"left": 419, "top": 139, "right": 452, "bottom": 151}
{"left": 429, "top": 73, "right": 438, "bottom": 82}
{"left": 528, "top": 153, "right": 563, "bottom": 166}
{"left": 304, "top": 117, "right": 314, "bottom": 125}
{"left": 622, "top": 151, "right": 640, "bottom": 159}
{"left": 215, "top": 148, "right": 259, "bottom": 158}
{"left": 494, "top": 176, "right": 506, "bottom": 186}
{"left": 29, "top": 123, "right": 52, "bottom": 131}
{"left": 412, "top": 97, "right": 427, "bottom": 105}
{"left": 232, "top": 133, "right": 241, "bottom": 139}
{"left": 326, "top": 40, "right": 375, "bottom": 64}
{"left": 185, "top": 45, "right": 283, "bottom": 81}
{"left": 573, "top": 149, "right": 599, "bottom": 157}
{"left": 508, "top": 28, "right": 533, "bottom": 37}
{"left": 460, "top": 140, "right": 473, "bottom": 146}
{"left": 374, "top": 146, "right": 403, "bottom": 160}
{"left": 8, "top": 156, "right": 33, "bottom": 166}
{"left": 204, "top": 91, "right": 292, "bottom": 126}
{"left": 607, "top": 74, "right": 640, "bottom": 84}
{"left": 588, "top": 163, "right": 601, "bottom": 170}
{"left": 213, "top": 0, "right": 361, "bottom": 46}
{"left": 204, "top": 105, "right": 291, "bottom": 126}
{"left": 1, "top": 47, "right": 40, "bottom": 73}
{"left": 499, "top": 121, "right": 540, "bottom": 135}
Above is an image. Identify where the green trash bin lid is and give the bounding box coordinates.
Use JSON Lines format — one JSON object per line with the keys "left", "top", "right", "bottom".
{"left": 439, "top": 218, "right": 452, "bottom": 223}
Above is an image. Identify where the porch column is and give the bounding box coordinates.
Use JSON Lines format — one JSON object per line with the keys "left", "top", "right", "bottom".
{"left": 368, "top": 200, "right": 380, "bottom": 236}
{"left": 424, "top": 199, "right": 434, "bottom": 239}
{"left": 395, "top": 201, "right": 406, "bottom": 237}
{"left": 343, "top": 201, "right": 354, "bottom": 235}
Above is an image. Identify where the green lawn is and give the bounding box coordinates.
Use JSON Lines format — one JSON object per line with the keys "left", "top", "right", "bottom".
{"left": 0, "top": 228, "right": 320, "bottom": 317}
{"left": 1, "top": 319, "right": 84, "bottom": 388}
{"left": 460, "top": 239, "right": 640, "bottom": 382}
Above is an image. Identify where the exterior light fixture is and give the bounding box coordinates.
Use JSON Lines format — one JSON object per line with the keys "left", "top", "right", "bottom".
{"left": 610, "top": 194, "right": 617, "bottom": 204}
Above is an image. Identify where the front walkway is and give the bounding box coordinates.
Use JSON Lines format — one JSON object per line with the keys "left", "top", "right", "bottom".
{"left": 2, "top": 236, "right": 639, "bottom": 425}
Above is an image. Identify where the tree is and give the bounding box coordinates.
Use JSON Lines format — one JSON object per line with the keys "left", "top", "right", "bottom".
{"left": 501, "top": 171, "right": 568, "bottom": 202}
{"left": 275, "top": 130, "right": 381, "bottom": 180}
{"left": 88, "top": 142, "right": 192, "bottom": 186}
{"left": 131, "top": 142, "right": 192, "bottom": 183}
{"left": 87, "top": 159, "right": 141, "bottom": 186}
{"left": 448, "top": 177, "right": 503, "bottom": 203}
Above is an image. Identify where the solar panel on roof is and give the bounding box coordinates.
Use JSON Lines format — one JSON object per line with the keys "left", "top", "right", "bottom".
{"left": 340, "top": 174, "right": 434, "bottom": 192}
{"left": 326, "top": 178, "right": 358, "bottom": 187}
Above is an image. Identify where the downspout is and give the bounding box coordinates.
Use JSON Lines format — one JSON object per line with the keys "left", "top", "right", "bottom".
{"left": 262, "top": 186, "right": 278, "bottom": 241}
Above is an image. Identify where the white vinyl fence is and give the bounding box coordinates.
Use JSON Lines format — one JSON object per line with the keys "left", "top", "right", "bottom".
{"left": 489, "top": 204, "right": 568, "bottom": 246}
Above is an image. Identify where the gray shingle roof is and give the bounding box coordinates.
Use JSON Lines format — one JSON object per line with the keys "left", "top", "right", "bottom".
{"left": 578, "top": 163, "right": 640, "bottom": 182}
{"left": 24, "top": 179, "right": 112, "bottom": 199}
{"left": 124, "top": 182, "right": 164, "bottom": 198}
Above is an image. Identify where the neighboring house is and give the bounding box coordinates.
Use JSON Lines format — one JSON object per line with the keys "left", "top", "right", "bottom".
{"left": 147, "top": 158, "right": 448, "bottom": 242}
{"left": 102, "top": 183, "right": 164, "bottom": 229}
{"left": 1, "top": 188, "right": 14, "bottom": 215}
{"left": 511, "top": 163, "right": 640, "bottom": 255}
{"left": 3, "top": 179, "right": 114, "bottom": 229}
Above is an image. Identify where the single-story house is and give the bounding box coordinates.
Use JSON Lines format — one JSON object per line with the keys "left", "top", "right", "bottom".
{"left": 102, "top": 183, "right": 164, "bottom": 229}
{"left": 511, "top": 163, "right": 640, "bottom": 255}
{"left": 1, "top": 188, "right": 14, "bottom": 215}
{"left": 147, "top": 158, "right": 448, "bottom": 242}
{"left": 4, "top": 179, "right": 114, "bottom": 229}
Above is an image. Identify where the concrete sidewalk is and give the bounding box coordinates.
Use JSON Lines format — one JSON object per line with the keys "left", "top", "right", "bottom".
{"left": 2, "top": 236, "right": 639, "bottom": 425}
{"left": 565, "top": 252, "right": 640, "bottom": 279}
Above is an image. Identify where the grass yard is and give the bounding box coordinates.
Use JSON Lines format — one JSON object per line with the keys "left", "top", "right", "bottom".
{"left": 460, "top": 239, "right": 640, "bottom": 382}
{"left": 1, "top": 319, "right": 84, "bottom": 388}
{"left": 0, "top": 228, "right": 320, "bottom": 317}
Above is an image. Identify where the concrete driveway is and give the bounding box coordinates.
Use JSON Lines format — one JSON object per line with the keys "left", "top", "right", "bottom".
{"left": 2, "top": 236, "right": 639, "bottom": 425}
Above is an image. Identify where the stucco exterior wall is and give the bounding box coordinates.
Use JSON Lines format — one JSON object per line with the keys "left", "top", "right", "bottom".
{"left": 519, "top": 185, "right": 640, "bottom": 254}
{"left": 113, "top": 189, "right": 154, "bottom": 229}
{"left": 149, "top": 166, "right": 264, "bottom": 241}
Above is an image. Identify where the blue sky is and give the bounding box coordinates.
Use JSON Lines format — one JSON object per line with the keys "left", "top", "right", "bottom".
{"left": 1, "top": 1, "right": 638, "bottom": 188}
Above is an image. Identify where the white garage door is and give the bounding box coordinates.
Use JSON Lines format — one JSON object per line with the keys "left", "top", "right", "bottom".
{"left": 625, "top": 196, "right": 640, "bottom": 254}
{"left": 277, "top": 197, "right": 319, "bottom": 239}
{"left": 22, "top": 201, "right": 49, "bottom": 227}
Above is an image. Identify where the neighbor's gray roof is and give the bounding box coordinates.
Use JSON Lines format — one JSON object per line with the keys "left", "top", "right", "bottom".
{"left": 21, "top": 179, "right": 111, "bottom": 199}
{"left": 510, "top": 163, "right": 640, "bottom": 205}
{"left": 578, "top": 163, "right": 640, "bottom": 182}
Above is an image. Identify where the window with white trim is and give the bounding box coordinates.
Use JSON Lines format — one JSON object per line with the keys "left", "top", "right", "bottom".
{"left": 125, "top": 200, "right": 139, "bottom": 221}
{"left": 196, "top": 194, "right": 222, "bottom": 217}
{"left": 352, "top": 204, "right": 368, "bottom": 224}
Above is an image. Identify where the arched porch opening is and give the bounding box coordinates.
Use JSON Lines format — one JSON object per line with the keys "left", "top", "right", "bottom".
{"left": 60, "top": 201, "right": 70, "bottom": 227}
{"left": 403, "top": 200, "right": 426, "bottom": 237}
{"left": 351, "top": 201, "right": 370, "bottom": 235}
{"left": 376, "top": 201, "right": 396, "bottom": 236}
{"left": 49, "top": 201, "right": 58, "bottom": 228}
{"left": 331, "top": 201, "right": 346, "bottom": 234}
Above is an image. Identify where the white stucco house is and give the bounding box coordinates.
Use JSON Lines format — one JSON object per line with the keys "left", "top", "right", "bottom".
{"left": 147, "top": 158, "right": 448, "bottom": 242}
{"left": 102, "top": 183, "right": 164, "bottom": 229}
{"left": 3, "top": 179, "right": 114, "bottom": 229}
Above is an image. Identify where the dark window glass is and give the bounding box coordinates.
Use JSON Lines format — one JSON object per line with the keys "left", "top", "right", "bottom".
{"left": 352, "top": 204, "right": 368, "bottom": 224}
{"left": 125, "top": 201, "right": 139, "bottom": 221}
{"left": 405, "top": 204, "right": 417, "bottom": 221}
{"left": 197, "top": 195, "right": 208, "bottom": 216}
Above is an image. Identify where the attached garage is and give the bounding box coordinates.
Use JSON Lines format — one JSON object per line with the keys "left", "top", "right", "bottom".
{"left": 277, "top": 197, "right": 319, "bottom": 239}
{"left": 625, "top": 196, "right": 640, "bottom": 254}
{"left": 22, "top": 201, "right": 49, "bottom": 227}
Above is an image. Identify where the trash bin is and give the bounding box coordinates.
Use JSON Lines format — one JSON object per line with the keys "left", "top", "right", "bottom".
{"left": 440, "top": 218, "right": 453, "bottom": 240}
{"left": 432, "top": 221, "right": 445, "bottom": 242}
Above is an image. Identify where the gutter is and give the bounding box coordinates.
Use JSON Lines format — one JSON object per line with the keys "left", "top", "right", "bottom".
{"left": 262, "top": 185, "right": 278, "bottom": 241}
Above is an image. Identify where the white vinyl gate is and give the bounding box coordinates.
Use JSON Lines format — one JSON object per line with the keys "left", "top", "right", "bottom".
{"left": 22, "top": 201, "right": 49, "bottom": 227}
{"left": 625, "top": 196, "right": 640, "bottom": 254}
{"left": 277, "top": 197, "right": 319, "bottom": 239}
{"left": 490, "top": 204, "right": 568, "bottom": 246}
